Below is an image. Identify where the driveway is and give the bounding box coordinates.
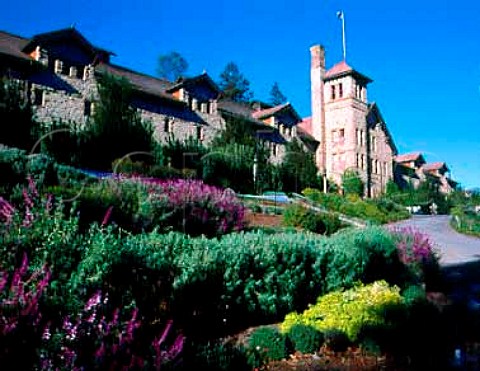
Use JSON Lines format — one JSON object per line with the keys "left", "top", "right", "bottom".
{"left": 390, "top": 215, "right": 480, "bottom": 266}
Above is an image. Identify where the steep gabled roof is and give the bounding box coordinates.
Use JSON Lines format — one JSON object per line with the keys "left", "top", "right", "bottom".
{"left": 394, "top": 152, "right": 425, "bottom": 164}
{"left": 166, "top": 72, "right": 220, "bottom": 95}
{"left": 298, "top": 116, "right": 313, "bottom": 136}
{"left": 0, "top": 31, "right": 31, "bottom": 61}
{"left": 96, "top": 63, "right": 182, "bottom": 104}
{"left": 324, "top": 60, "right": 372, "bottom": 83}
{"left": 22, "top": 28, "right": 114, "bottom": 57}
{"left": 251, "top": 102, "right": 302, "bottom": 122}
{"left": 366, "top": 102, "right": 397, "bottom": 155}
{"left": 423, "top": 162, "right": 449, "bottom": 172}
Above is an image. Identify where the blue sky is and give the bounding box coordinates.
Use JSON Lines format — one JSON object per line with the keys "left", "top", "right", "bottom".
{"left": 2, "top": 0, "right": 480, "bottom": 188}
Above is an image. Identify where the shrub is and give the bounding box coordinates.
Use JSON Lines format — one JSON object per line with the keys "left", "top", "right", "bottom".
{"left": 402, "top": 284, "right": 427, "bottom": 306}
{"left": 247, "top": 326, "right": 287, "bottom": 367}
{"left": 323, "top": 329, "right": 351, "bottom": 352}
{"left": 39, "top": 291, "right": 184, "bottom": 370}
{"left": 181, "top": 341, "right": 248, "bottom": 371}
{"left": 341, "top": 169, "right": 364, "bottom": 197}
{"left": 0, "top": 254, "right": 50, "bottom": 369}
{"left": 282, "top": 204, "right": 342, "bottom": 235}
{"left": 280, "top": 281, "right": 405, "bottom": 342}
{"left": 302, "top": 188, "right": 409, "bottom": 224}
{"left": 287, "top": 324, "right": 324, "bottom": 354}
{"left": 71, "top": 226, "right": 411, "bottom": 339}
{"left": 390, "top": 227, "right": 441, "bottom": 287}
{"left": 136, "top": 178, "right": 246, "bottom": 237}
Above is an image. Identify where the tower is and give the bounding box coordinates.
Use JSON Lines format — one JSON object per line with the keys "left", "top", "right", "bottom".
{"left": 309, "top": 45, "right": 326, "bottom": 175}
{"left": 323, "top": 60, "right": 372, "bottom": 191}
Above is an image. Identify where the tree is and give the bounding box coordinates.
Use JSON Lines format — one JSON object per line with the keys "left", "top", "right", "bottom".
{"left": 218, "top": 62, "right": 253, "bottom": 102}
{"left": 269, "top": 82, "right": 287, "bottom": 106}
{"left": 81, "top": 73, "right": 155, "bottom": 170}
{"left": 341, "top": 169, "right": 364, "bottom": 197}
{"left": 386, "top": 179, "right": 400, "bottom": 196}
{"left": 279, "top": 139, "right": 319, "bottom": 193}
{"left": 157, "top": 52, "right": 188, "bottom": 81}
{"left": 0, "top": 77, "right": 35, "bottom": 150}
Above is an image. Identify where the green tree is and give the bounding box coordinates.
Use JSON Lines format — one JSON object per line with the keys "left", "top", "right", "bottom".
{"left": 82, "top": 73, "right": 154, "bottom": 170}
{"left": 269, "top": 82, "right": 287, "bottom": 106}
{"left": 0, "top": 77, "right": 35, "bottom": 150}
{"left": 218, "top": 62, "right": 253, "bottom": 102}
{"left": 211, "top": 115, "right": 256, "bottom": 147}
{"left": 342, "top": 169, "right": 364, "bottom": 197}
{"left": 386, "top": 179, "right": 400, "bottom": 196}
{"left": 157, "top": 51, "right": 188, "bottom": 81}
{"left": 279, "top": 139, "right": 319, "bottom": 193}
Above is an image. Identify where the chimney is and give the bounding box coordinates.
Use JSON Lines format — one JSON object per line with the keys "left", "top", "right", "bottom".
{"left": 310, "top": 45, "right": 326, "bottom": 172}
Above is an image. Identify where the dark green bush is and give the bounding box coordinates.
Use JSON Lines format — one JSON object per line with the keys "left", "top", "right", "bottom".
{"left": 323, "top": 329, "right": 351, "bottom": 352}
{"left": 247, "top": 326, "right": 287, "bottom": 367}
{"left": 287, "top": 324, "right": 324, "bottom": 354}
{"left": 402, "top": 285, "right": 427, "bottom": 306}
{"left": 181, "top": 341, "right": 248, "bottom": 371}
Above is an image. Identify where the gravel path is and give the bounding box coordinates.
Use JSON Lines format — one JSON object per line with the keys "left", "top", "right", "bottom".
{"left": 390, "top": 215, "right": 480, "bottom": 266}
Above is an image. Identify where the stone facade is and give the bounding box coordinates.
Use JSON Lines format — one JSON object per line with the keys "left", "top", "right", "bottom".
{"left": 304, "top": 45, "right": 396, "bottom": 197}
{"left": 0, "top": 28, "right": 300, "bottom": 166}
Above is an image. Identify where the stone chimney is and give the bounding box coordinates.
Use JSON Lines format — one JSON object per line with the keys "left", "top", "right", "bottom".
{"left": 310, "top": 45, "right": 326, "bottom": 172}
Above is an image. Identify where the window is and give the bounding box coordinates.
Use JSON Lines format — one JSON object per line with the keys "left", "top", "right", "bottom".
{"left": 196, "top": 126, "right": 204, "bottom": 141}
{"left": 339, "top": 128, "right": 345, "bottom": 139}
{"left": 54, "top": 59, "right": 64, "bottom": 74}
{"left": 271, "top": 143, "right": 278, "bottom": 157}
{"left": 33, "top": 88, "right": 44, "bottom": 106}
{"left": 84, "top": 101, "right": 95, "bottom": 117}
{"left": 338, "top": 83, "right": 343, "bottom": 98}
{"left": 164, "top": 117, "right": 174, "bottom": 133}
{"left": 69, "top": 66, "right": 77, "bottom": 78}
{"left": 330, "top": 85, "right": 336, "bottom": 100}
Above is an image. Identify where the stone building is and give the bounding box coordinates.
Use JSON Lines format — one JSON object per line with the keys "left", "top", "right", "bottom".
{"left": 299, "top": 45, "right": 397, "bottom": 197}
{"left": 0, "top": 27, "right": 456, "bottom": 196}
{"left": 394, "top": 152, "right": 457, "bottom": 194}
{"left": 0, "top": 27, "right": 312, "bottom": 165}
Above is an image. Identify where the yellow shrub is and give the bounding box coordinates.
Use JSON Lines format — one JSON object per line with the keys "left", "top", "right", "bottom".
{"left": 280, "top": 281, "right": 404, "bottom": 341}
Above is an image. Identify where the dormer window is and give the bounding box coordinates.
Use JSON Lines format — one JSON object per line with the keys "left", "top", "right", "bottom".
{"left": 69, "top": 66, "right": 77, "bottom": 78}
{"left": 54, "top": 59, "right": 64, "bottom": 74}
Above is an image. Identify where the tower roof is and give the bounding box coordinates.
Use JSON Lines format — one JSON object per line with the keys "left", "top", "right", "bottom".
{"left": 324, "top": 60, "right": 372, "bottom": 83}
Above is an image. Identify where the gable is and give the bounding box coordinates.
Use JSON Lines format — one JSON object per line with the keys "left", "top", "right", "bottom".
{"left": 168, "top": 73, "right": 220, "bottom": 101}
{"left": 23, "top": 28, "right": 111, "bottom": 65}
{"left": 367, "top": 103, "right": 397, "bottom": 155}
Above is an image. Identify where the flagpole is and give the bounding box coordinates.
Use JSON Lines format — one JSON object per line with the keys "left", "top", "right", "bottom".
{"left": 337, "top": 11, "right": 347, "bottom": 61}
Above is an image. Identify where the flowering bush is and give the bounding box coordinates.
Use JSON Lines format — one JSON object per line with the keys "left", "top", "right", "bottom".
{"left": 280, "top": 281, "right": 404, "bottom": 341}
{"left": 0, "top": 253, "right": 183, "bottom": 369}
{"left": 135, "top": 178, "right": 245, "bottom": 237}
{"left": 390, "top": 227, "right": 440, "bottom": 286}
{"left": 0, "top": 254, "right": 51, "bottom": 368}
{"left": 40, "top": 290, "right": 184, "bottom": 370}
{"left": 0, "top": 177, "right": 81, "bottom": 283}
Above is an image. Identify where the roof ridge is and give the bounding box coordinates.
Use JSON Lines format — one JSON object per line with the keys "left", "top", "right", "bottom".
{"left": 102, "top": 62, "right": 172, "bottom": 84}
{"left": 0, "top": 30, "right": 29, "bottom": 41}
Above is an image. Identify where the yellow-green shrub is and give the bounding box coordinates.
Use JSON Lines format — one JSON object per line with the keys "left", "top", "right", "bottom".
{"left": 280, "top": 281, "right": 404, "bottom": 341}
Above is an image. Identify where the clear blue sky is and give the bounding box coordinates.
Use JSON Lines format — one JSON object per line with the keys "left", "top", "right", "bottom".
{"left": 2, "top": 0, "right": 480, "bottom": 188}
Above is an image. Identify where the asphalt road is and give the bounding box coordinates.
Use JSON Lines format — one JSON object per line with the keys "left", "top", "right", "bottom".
{"left": 390, "top": 215, "right": 480, "bottom": 266}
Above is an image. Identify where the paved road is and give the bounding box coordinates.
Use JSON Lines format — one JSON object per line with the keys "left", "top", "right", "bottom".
{"left": 390, "top": 215, "right": 480, "bottom": 266}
